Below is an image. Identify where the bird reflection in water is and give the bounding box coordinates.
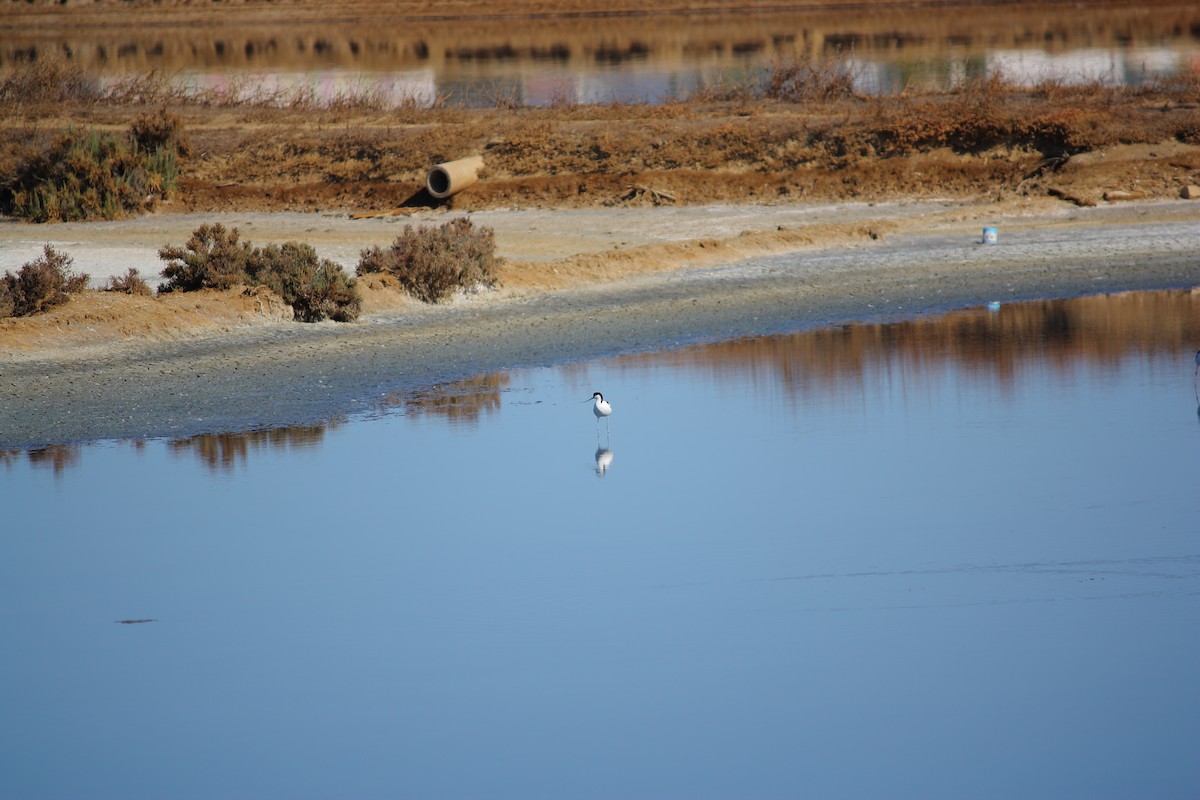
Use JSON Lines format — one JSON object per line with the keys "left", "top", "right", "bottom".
{"left": 594, "top": 445, "right": 613, "bottom": 477}
{"left": 1194, "top": 350, "right": 1199, "bottom": 420}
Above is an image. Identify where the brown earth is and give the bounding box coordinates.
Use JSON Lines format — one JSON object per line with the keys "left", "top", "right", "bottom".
{"left": 2, "top": 107, "right": 1197, "bottom": 353}
{"left": 1, "top": 0, "right": 1199, "bottom": 359}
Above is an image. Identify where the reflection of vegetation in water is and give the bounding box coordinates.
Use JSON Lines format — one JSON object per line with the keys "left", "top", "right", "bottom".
{"left": 7, "top": 293, "right": 1196, "bottom": 475}
{"left": 168, "top": 373, "right": 509, "bottom": 473}
{"left": 0, "top": 443, "right": 82, "bottom": 476}
{"left": 170, "top": 424, "right": 335, "bottom": 472}
{"left": 618, "top": 290, "right": 1200, "bottom": 400}
{"left": 3, "top": 373, "right": 511, "bottom": 476}
{"left": 3, "top": 4, "right": 1197, "bottom": 78}
{"left": 2, "top": 438, "right": 147, "bottom": 476}
{"left": 385, "top": 372, "right": 510, "bottom": 425}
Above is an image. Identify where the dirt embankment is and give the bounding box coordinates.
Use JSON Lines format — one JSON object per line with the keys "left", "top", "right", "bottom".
{"left": 1, "top": 0, "right": 1200, "bottom": 359}
{"left": 0, "top": 205, "right": 910, "bottom": 357}
{"left": 4, "top": 90, "right": 1200, "bottom": 352}
{"left": 1, "top": 146, "right": 1199, "bottom": 359}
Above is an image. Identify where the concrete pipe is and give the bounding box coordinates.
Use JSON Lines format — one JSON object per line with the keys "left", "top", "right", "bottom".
{"left": 426, "top": 155, "right": 484, "bottom": 199}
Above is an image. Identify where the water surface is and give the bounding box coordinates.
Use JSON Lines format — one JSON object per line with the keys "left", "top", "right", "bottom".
{"left": 3, "top": 291, "right": 1199, "bottom": 799}
{"left": 5, "top": 4, "right": 1199, "bottom": 105}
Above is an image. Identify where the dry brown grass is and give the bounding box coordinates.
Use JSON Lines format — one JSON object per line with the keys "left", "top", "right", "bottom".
{"left": 2, "top": 52, "right": 1199, "bottom": 218}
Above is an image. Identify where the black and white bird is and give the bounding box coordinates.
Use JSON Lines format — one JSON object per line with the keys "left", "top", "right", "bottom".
{"left": 588, "top": 391, "right": 612, "bottom": 431}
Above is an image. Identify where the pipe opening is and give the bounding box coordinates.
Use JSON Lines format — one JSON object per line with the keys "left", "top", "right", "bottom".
{"left": 427, "top": 167, "right": 452, "bottom": 197}
{"left": 425, "top": 156, "right": 483, "bottom": 199}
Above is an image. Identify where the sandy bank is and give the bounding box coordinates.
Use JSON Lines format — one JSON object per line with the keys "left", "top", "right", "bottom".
{"left": 1, "top": 198, "right": 1197, "bottom": 449}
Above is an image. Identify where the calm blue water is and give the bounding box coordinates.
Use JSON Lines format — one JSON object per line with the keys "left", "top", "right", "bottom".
{"left": 3, "top": 293, "right": 1199, "bottom": 799}
{"left": 161, "top": 40, "right": 1198, "bottom": 109}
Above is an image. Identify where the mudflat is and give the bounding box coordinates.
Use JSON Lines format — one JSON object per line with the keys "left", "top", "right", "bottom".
{"left": 1, "top": 197, "right": 1197, "bottom": 449}
{"left": 2, "top": 0, "right": 1200, "bottom": 447}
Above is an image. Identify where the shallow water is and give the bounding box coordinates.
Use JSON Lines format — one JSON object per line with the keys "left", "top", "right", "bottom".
{"left": 3, "top": 291, "right": 1199, "bottom": 799}
{"left": 123, "top": 38, "right": 1200, "bottom": 107}
{"left": 6, "top": 4, "right": 1199, "bottom": 106}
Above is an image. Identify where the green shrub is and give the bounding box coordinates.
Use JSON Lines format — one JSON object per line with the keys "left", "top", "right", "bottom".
{"left": 142, "top": 146, "right": 179, "bottom": 195}
{"left": 1, "top": 119, "right": 181, "bottom": 222}
{"left": 248, "top": 242, "right": 361, "bottom": 322}
{"left": 158, "top": 223, "right": 251, "bottom": 292}
{"left": 0, "top": 245, "right": 89, "bottom": 317}
{"left": 158, "top": 224, "right": 361, "bottom": 322}
{"left": 103, "top": 268, "right": 154, "bottom": 296}
{"left": 356, "top": 217, "right": 498, "bottom": 303}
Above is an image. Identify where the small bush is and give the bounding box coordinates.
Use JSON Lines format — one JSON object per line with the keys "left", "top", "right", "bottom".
{"left": 158, "top": 223, "right": 251, "bottom": 292}
{"left": 2, "top": 126, "right": 180, "bottom": 222}
{"left": 248, "top": 242, "right": 361, "bottom": 322}
{"left": 103, "top": 268, "right": 154, "bottom": 296}
{"left": 0, "top": 245, "right": 89, "bottom": 317}
{"left": 763, "top": 56, "right": 859, "bottom": 103}
{"left": 356, "top": 217, "right": 498, "bottom": 303}
{"left": 130, "top": 107, "right": 189, "bottom": 155}
{"left": 158, "top": 225, "right": 361, "bottom": 322}
{"left": 1176, "top": 112, "right": 1200, "bottom": 145}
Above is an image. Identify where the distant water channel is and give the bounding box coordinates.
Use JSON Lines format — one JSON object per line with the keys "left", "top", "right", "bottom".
{"left": 4, "top": 4, "right": 1199, "bottom": 106}
{"left": 3, "top": 290, "right": 1199, "bottom": 799}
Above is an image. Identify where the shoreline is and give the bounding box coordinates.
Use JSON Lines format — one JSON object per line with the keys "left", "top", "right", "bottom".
{"left": 1, "top": 198, "right": 1198, "bottom": 450}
